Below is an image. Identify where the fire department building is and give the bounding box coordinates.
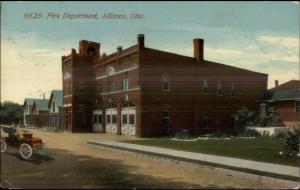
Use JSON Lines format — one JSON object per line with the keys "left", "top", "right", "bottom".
{"left": 62, "top": 34, "right": 268, "bottom": 137}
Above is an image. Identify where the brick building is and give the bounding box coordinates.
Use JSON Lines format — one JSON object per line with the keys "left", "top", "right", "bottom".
{"left": 62, "top": 34, "right": 268, "bottom": 137}
{"left": 258, "top": 80, "right": 300, "bottom": 129}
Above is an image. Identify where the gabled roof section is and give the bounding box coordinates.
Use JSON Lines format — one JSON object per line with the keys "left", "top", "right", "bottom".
{"left": 48, "top": 90, "right": 63, "bottom": 108}
{"left": 271, "top": 89, "right": 300, "bottom": 101}
{"left": 33, "top": 99, "right": 50, "bottom": 111}
{"left": 259, "top": 85, "right": 300, "bottom": 102}
{"left": 143, "top": 47, "right": 268, "bottom": 76}
{"left": 269, "top": 80, "right": 300, "bottom": 92}
{"left": 23, "top": 98, "right": 36, "bottom": 106}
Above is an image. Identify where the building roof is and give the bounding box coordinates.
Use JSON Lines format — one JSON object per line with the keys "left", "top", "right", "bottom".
{"left": 269, "top": 80, "right": 300, "bottom": 92}
{"left": 271, "top": 89, "right": 300, "bottom": 101}
{"left": 259, "top": 80, "right": 300, "bottom": 102}
{"left": 33, "top": 99, "right": 50, "bottom": 111}
{"left": 23, "top": 98, "right": 36, "bottom": 106}
{"left": 48, "top": 90, "right": 63, "bottom": 108}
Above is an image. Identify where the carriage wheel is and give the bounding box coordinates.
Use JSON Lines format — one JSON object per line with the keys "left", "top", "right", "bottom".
{"left": 19, "top": 143, "right": 33, "bottom": 160}
{"left": 1, "top": 139, "right": 7, "bottom": 153}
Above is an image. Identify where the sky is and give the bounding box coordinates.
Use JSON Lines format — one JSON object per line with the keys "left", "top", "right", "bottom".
{"left": 1, "top": 1, "right": 299, "bottom": 104}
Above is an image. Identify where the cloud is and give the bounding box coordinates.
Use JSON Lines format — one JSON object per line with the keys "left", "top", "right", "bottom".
{"left": 1, "top": 31, "right": 73, "bottom": 104}
{"left": 257, "top": 35, "right": 299, "bottom": 49}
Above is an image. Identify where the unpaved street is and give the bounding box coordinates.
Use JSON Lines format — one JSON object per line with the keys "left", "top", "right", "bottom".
{"left": 0, "top": 129, "right": 296, "bottom": 189}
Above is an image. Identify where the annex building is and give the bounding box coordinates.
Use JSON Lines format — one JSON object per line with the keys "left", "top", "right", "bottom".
{"left": 62, "top": 34, "right": 268, "bottom": 137}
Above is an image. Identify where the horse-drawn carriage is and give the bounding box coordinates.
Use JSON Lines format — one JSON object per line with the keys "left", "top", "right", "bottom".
{"left": 0, "top": 126, "right": 46, "bottom": 160}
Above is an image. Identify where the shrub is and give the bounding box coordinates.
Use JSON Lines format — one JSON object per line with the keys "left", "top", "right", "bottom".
{"left": 233, "top": 107, "right": 257, "bottom": 135}
{"left": 275, "top": 131, "right": 287, "bottom": 139}
{"left": 174, "top": 130, "right": 191, "bottom": 139}
{"left": 242, "top": 128, "right": 261, "bottom": 137}
{"left": 280, "top": 129, "right": 300, "bottom": 157}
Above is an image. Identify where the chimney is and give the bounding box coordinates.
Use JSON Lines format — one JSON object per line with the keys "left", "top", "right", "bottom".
{"left": 137, "top": 34, "right": 144, "bottom": 49}
{"left": 275, "top": 80, "right": 279, "bottom": 87}
{"left": 193, "top": 38, "right": 204, "bottom": 63}
{"left": 117, "top": 46, "right": 122, "bottom": 55}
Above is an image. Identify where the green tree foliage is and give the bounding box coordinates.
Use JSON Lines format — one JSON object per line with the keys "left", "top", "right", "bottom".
{"left": 233, "top": 107, "right": 257, "bottom": 136}
{"left": 282, "top": 129, "right": 300, "bottom": 157}
{"left": 0, "top": 101, "right": 23, "bottom": 124}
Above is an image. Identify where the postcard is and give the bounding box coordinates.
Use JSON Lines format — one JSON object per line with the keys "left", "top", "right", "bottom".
{"left": 1, "top": 1, "right": 299, "bottom": 189}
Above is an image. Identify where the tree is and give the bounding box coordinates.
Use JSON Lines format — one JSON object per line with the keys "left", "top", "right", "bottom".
{"left": 233, "top": 107, "right": 257, "bottom": 136}
{"left": 0, "top": 101, "right": 23, "bottom": 124}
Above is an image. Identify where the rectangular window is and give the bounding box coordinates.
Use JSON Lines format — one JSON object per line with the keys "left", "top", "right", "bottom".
{"left": 122, "top": 114, "right": 128, "bottom": 124}
{"left": 162, "top": 110, "right": 169, "bottom": 127}
{"left": 231, "top": 84, "right": 235, "bottom": 96}
{"left": 106, "top": 115, "right": 111, "bottom": 124}
{"left": 129, "top": 114, "right": 135, "bottom": 125}
{"left": 122, "top": 78, "right": 129, "bottom": 91}
{"left": 107, "top": 81, "right": 115, "bottom": 92}
{"left": 97, "top": 115, "right": 102, "bottom": 124}
{"left": 162, "top": 75, "right": 170, "bottom": 91}
{"left": 203, "top": 111, "right": 208, "bottom": 128}
{"left": 296, "top": 101, "right": 300, "bottom": 112}
{"left": 52, "top": 102, "right": 55, "bottom": 112}
{"left": 217, "top": 82, "right": 223, "bottom": 96}
{"left": 93, "top": 115, "right": 97, "bottom": 123}
{"left": 203, "top": 80, "right": 208, "bottom": 94}
{"left": 112, "top": 115, "right": 117, "bottom": 124}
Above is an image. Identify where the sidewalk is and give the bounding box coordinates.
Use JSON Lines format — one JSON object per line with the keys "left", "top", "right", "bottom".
{"left": 87, "top": 140, "right": 300, "bottom": 178}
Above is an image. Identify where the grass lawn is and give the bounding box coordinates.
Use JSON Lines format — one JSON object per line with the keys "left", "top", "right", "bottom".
{"left": 124, "top": 137, "right": 300, "bottom": 167}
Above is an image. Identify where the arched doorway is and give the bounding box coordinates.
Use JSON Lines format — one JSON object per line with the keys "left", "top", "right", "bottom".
{"left": 121, "top": 101, "right": 136, "bottom": 135}
{"left": 105, "top": 103, "right": 117, "bottom": 134}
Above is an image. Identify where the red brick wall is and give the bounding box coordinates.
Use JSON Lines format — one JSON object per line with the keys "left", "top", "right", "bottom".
{"left": 139, "top": 47, "right": 268, "bottom": 137}
{"left": 275, "top": 101, "right": 300, "bottom": 123}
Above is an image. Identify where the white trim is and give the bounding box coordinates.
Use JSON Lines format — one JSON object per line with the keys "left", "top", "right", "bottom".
{"left": 96, "top": 65, "right": 138, "bottom": 80}
{"left": 64, "top": 95, "right": 72, "bottom": 98}
{"left": 63, "top": 104, "right": 72, "bottom": 107}
{"left": 99, "top": 87, "right": 140, "bottom": 95}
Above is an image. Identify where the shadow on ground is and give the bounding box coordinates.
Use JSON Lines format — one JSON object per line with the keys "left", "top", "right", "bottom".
{"left": 1, "top": 147, "right": 221, "bottom": 189}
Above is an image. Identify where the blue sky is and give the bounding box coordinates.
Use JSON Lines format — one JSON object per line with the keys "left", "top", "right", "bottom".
{"left": 1, "top": 1, "right": 299, "bottom": 103}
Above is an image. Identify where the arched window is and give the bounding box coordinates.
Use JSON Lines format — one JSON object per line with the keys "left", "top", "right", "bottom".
{"left": 107, "top": 67, "right": 115, "bottom": 76}
{"left": 162, "top": 74, "right": 170, "bottom": 91}
{"left": 87, "top": 47, "right": 96, "bottom": 55}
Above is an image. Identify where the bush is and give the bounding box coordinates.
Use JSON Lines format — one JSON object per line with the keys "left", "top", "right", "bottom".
{"left": 242, "top": 128, "right": 261, "bottom": 137}
{"left": 174, "top": 130, "right": 191, "bottom": 139}
{"left": 233, "top": 107, "right": 257, "bottom": 135}
{"left": 280, "top": 129, "right": 300, "bottom": 157}
{"left": 275, "top": 131, "right": 287, "bottom": 139}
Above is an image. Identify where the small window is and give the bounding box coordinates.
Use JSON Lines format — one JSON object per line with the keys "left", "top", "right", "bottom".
{"left": 122, "top": 77, "right": 129, "bottom": 91}
{"left": 97, "top": 115, "right": 102, "bottom": 124}
{"left": 162, "top": 110, "right": 169, "bottom": 127}
{"left": 106, "top": 115, "right": 111, "bottom": 124}
{"left": 129, "top": 114, "right": 135, "bottom": 125}
{"left": 52, "top": 102, "right": 55, "bottom": 112}
{"left": 217, "top": 82, "right": 223, "bottom": 96}
{"left": 203, "top": 80, "right": 208, "bottom": 94}
{"left": 122, "top": 114, "right": 128, "bottom": 124}
{"left": 87, "top": 47, "right": 96, "bottom": 55}
{"left": 93, "top": 115, "right": 97, "bottom": 123}
{"left": 107, "top": 81, "right": 115, "bottom": 92}
{"left": 162, "top": 74, "right": 170, "bottom": 91}
{"left": 203, "top": 111, "right": 208, "bottom": 128}
{"left": 231, "top": 84, "right": 235, "bottom": 96}
{"left": 112, "top": 115, "right": 117, "bottom": 124}
{"left": 296, "top": 101, "right": 300, "bottom": 112}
